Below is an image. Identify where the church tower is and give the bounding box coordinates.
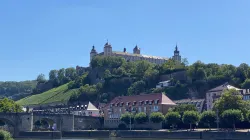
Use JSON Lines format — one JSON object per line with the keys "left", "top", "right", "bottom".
{"left": 104, "top": 41, "right": 112, "bottom": 56}
{"left": 133, "top": 45, "right": 141, "bottom": 54}
{"left": 90, "top": 45, "right": 97, "bottom": 62}
{"left": 172, "top": 44, "right": 181, "bottom": 63}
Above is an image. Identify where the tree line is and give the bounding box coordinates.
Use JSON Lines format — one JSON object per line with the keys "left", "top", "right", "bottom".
{"left": 119, "top": 89, "right": 250, "bottom": 130}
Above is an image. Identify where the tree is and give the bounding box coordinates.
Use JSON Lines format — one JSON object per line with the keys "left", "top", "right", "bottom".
{"left": 103, "top": 70, "right": 111, "bottom": 79}
{"left": 120, "top": 112, "right": 134, "bottom": 125}
{"left": 213, "top": 89, "right": 250, "bottom": 117}
{"left": 58, "top": 68, "right": 66, "bottom": 85}
{"left": 134, "top": 112, "right": 148, "bottom": 124}
{"left": 246, "top": 111, "right": 250, "bottom": 122}
{"left": 170, "top": 104, "right": 197, "bottom": 116}
{"left": 0, "top": 98, "right": 22, "bottom": 113}
{"left": 49, "top": 70, "right": 58, "bottom": 86}
{"left": 241, "top": 79, "right": 250, "bottom": 89}
{"left": 127, "top": 80, "right": 146, "bottom": 95}
{"left": 182, "top": 111, "right": 200, "bottom": 131}
{"left": 65, "top": 67, "right": 77, "bottom": 81}
{"left": 165, "top": 112, "right": 181, "bottom": 129}
{"left": 36, "top": 74, "right": 46, "bottom": 83}
{"left": 221, "top": 109, "right": 244, "bottom": 130}
{"left": 200, "top": 111, "right": 216, "bottom": 130}
{"left": 149, "top": 112, "right": 164, "bottom": 123}
{"left": 144, "top": 68, "right": 159, "bottom": 88}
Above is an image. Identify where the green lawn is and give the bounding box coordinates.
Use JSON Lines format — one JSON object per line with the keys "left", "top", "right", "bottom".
{"left": 16, "top": 83, "right": 78, "bottom": 106}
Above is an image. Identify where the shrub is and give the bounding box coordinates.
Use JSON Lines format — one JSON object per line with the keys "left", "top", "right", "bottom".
{"left": 120, "top": 112, "right": 134, "bottom": 125}
{"left": 165, "top": 111, "right": 181, "bottom": 129}
{"left": 135, "top": 112, "right": 148, "bottom": 124}
{"left": 0, "top": 130, "right": 13, "bottom": 140}
{"left": 150, "top": 112, "right": 164, "bottom": 123}
{"left": 118, "top": 123, "right": 127, "bottom": 130}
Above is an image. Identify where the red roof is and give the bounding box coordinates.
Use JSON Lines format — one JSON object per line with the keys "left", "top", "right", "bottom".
{"left": 105, "top": 93, "right": 176, "bottom": 108}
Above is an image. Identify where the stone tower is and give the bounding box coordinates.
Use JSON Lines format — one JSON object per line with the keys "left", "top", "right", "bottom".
{"left": 104, "top": 41, "right": 112, "bottom": 56}
{"left": 172, "top": 44, "right": 181, "bottom": 63}
{"left": 90, "top": 45, "right": 97, "bottom": 61}
{"left": 133, "top": 45, "right": 140, "bottom": 54}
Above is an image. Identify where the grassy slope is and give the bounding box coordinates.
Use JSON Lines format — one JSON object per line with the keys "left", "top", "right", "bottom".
{"left": 16, "top": 83, "right": 78, "bottom": 106}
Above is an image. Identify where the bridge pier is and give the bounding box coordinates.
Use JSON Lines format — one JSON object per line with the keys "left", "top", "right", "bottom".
{"left": 61, "top": 114, "right": 74, "bottom": 131}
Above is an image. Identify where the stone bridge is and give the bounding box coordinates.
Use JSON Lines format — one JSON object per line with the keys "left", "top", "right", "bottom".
{"left": 0, "top": 113, "right": 101, "bottom": 137}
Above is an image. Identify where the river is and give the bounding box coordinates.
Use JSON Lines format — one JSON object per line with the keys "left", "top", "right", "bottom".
{"left": 15, "top": 138, "right": 199, "bottom": 140}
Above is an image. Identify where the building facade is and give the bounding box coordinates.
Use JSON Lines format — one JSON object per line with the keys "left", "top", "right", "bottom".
{"left": 205, "top": 83, "right": 249, "bottom": 110}
{"left": 103, "top": 93, "right": 176, "bottom": 128}
{"left": 90, "top": 41, "right": 182, "bottom": 65}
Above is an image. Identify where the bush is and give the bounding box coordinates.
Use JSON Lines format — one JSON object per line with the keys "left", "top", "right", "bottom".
{"left": 150, "top": 112, "right": 164, "bottom": 123}
{"left": 118, "top": 123, "right": 127, "bottom": 130}
{"left": 0, "top": 130, "right": 13, "bottom": 140}
{"left": 165, "top": 111, "right": 181, "bottom": 128}
{"left": 120, "top": 112, "right": 134, "bottom": 125}
{"left": 135, "top": 112, "right": 148, "bottom": 124}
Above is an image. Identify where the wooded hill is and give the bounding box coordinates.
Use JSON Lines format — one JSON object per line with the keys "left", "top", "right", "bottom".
{"left": 17, "top": 56, "right": 250, "bottom": 106}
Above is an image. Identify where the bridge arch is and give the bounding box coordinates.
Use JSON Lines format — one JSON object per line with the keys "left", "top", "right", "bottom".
{"left": 0, "top": 117, "right": 16, "bottom": 135}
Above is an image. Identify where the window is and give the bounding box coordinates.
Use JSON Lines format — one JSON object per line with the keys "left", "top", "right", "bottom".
{"left": 149, "top": 100, "right": 152, "bottom": 105}
{"left": 154, "top": 99, "right": 159, "bottom": 104}
{"left": 133, "top": 101, "right": 136, "bottom": 106}
{"left": 144, "top": 100, "right": 148, "bottom": 105}
{"left": 119, "top": 108, "right": 122, "bottom": 112}
{"left": 126, "top": 102, "right": 129, "bottom": 106}
{"left": 138, "top": 107, "right": 141, "bottom": 112}
{"left": 153, "top": 106, "right": 159, "bottom": 111}
{"left": 144, "top": 107, "right": 147, "bottom": 112}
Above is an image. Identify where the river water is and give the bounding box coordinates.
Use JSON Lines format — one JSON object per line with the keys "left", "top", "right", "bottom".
{"left": 15, "top": 138, "right": 198, "bottom": 140}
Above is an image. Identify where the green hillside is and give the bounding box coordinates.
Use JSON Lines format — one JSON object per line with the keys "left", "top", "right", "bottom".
{"left": 16, "top": 83, "right": 78, "bottom": 106}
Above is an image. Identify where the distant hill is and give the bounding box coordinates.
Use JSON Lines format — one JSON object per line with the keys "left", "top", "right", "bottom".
{"left": 16, "top": 83, "right": 78, "bottom": 106}
{"left": 0, "top": 80, "right": 37, "bottom": 100}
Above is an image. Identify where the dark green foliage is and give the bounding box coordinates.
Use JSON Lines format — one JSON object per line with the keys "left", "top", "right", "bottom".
{"left": 182, "top": 111, "right": 200, "bottom": 130}
{"left": 134, "top": 112, "right": 148, "bottom": 124}
{"left": 221, "top": 109, "right": 244, "bottom": 130}
{"left": 241, "top": 79, "right": 250, "bottom": 89}
{"left": 120, "top": 112, "right": 134, "bottom": 125}
{"left": 171, "top": 104, "right": 197, "bottom": 116}
{"left": 0, "top": 81, "right": 37, "bottom": 100}
{"left": 213, "top": 89, "right": 250, "bottom": 117}
{"left": 24, "top": 55, "right": 250, "bottom": 106}
{"left": 165, "top": 111, "right": 181, "bottom": 128}
{"left": 127, "top": 80, "right": 146, "bottom": 95}
{"left": 0, "top": 98, "right": 22, "bottom": 113}
{"left": 0, "top": 130, "right": 13, "bottom": 140}
{"left": 91, "top": 56, "right": 126, "bottom": 68}
{"left": 200, "top": 111, "right": 216, "bottom": 129}
{"left": 149, "top": 112, "right": 164, "bottom": 123}
{"left": 36, "top": 74, "right": 46, "bottom": 83}
{"left": 118, "top": 123, "right": 127, "bottom": 130}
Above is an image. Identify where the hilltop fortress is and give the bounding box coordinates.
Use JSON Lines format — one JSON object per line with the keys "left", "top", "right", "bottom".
{"left": 90, "top": 41, "right": 182, "bottom": 65}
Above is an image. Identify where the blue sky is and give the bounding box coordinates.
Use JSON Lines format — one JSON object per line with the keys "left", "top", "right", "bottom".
{"left": 0, "top": 0, "right": 250, "bottom": 81}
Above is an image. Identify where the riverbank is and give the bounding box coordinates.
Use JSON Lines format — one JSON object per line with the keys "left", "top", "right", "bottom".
{"left": 17, "top": 130, "right": 250, "bottom": 140}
